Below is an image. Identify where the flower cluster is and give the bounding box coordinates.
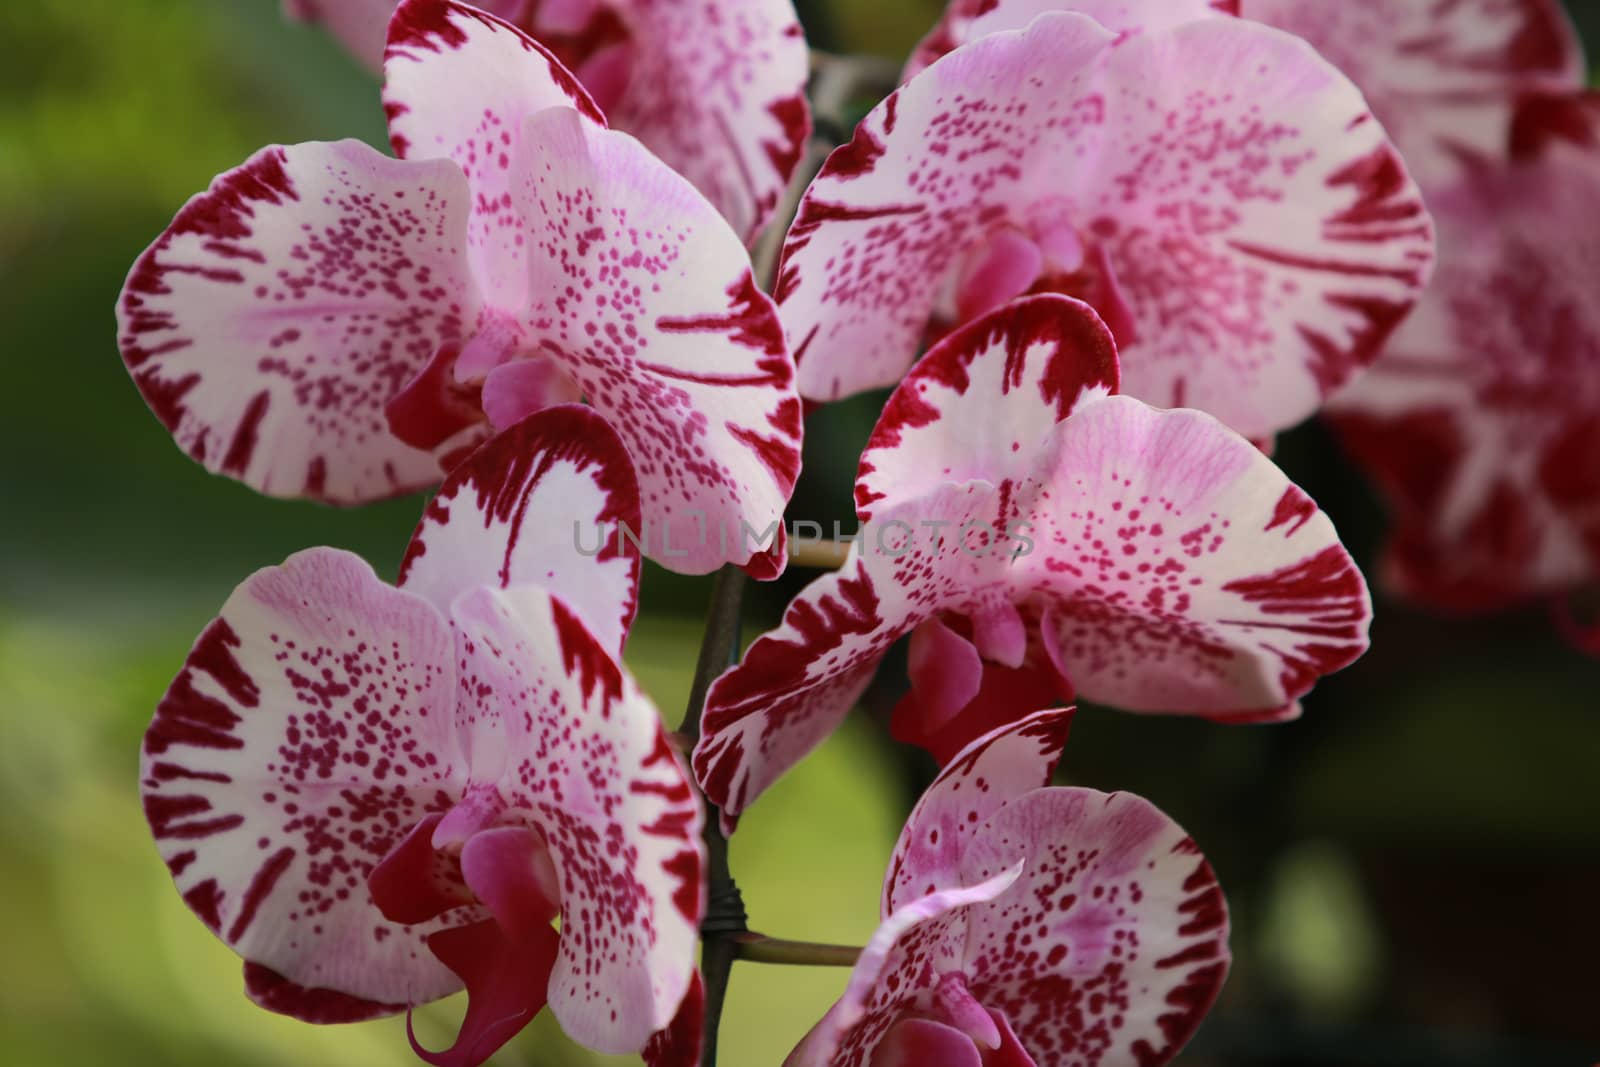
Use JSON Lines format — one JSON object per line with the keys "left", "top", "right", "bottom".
{"left": 119, "top": 0, "right": 1594, "bottom": 1064}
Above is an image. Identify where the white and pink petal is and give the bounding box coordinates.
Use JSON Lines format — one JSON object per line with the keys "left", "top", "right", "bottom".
{"left": 117, "top": 140, "right": 481, "bottom": 503}
{"left": 958, "top": 787, "right": 1230, "bottom": 1066}
{"left": 904, "top": 0, "right": 1236, "bottom": 79}
{"left": 695, "top": 482, "right": 1016, "bottom": 824}
{"left": 383, "top": 0, "right": 603, "bottom": 314}
{"left": 510, "top": 107, "right": 801, "bottom": 575}
{"left": 399, "top": 405, "right": 642, "bottom": 654}
{"left": 1018, "top": 396, "right": 1371, "bottom": 719}
{"left": 140, "top": 548, "right": 471, "bottom": 1013}
{"left": 781, "top": 14, "right": 1434, "bottom": 441}
{"left": 856, "top": 295, "right": 1119, "bottom": 523}
{"left": 883, "top": 708, "right": 1075, "bottom": 912}
{"left": 1241, "top": 0, "right": 1586, "bottom": 181}
{"left": 448, "top": 585, "right": 704, "bottom": 1051}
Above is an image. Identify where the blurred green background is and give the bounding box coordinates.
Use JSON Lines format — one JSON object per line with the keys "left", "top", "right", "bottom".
{"left": 2, "top": 2, "right": 1598, "bottom": 1064}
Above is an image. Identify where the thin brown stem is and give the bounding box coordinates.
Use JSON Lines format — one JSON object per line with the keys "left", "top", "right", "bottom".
{"left": 789, "top": 536, "right": 851, "bottom": 570}
{"left": 732, "top": 934, "right": 863, "bottom": 968}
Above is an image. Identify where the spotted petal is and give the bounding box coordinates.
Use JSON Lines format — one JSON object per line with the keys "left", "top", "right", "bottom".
{"left": 956, "top": 788, "right": 1230, "bottom": 1066}
{"left": 1242, "top": 0, "right": 1586, "bottom": 182}
{"left": 1020, "top": 395, "right": 1371, "bottom": 720}
{"left": 509, "top": 107, "right": 801, "bottom": 575}
{"left": 784, "top": 867, "right": 1026, "bottom": 1067}
{"left": 856, "top": 294, "right": 1119, "bottom": 522}
{"left": 883, "top": 708, "right": 1075, "bottom": 912}
{"left": 1326, "top": 143, "right": 1600, "bottom": 610}
{"left": 779, "top": 14, "right": 1435, "bottom": 441}
{"left": 595, "top": 0, "right": 811, "bottom": 241}
{"left": 448, "top": 585, "right": 704, "bottom": 1052}
{"left": 383, "top": 0, "right": 603, "bottom": 314}
{"left": 117, "top": 140, "right": 480, "bottom": 503}
{"left": 694, "top": 482, "right": 1015, "bottom": 824}
{"left": 905, "top": 0, "right": 1235, "bottom": 79}
{"left": 399, "top": 405, "right": 642, "bottom": 654}
{"left": 140, "top": 548, "right": 470, "bottom": 1015}
{"left": 288, "top": 0, "right": 527, "bottom": 70}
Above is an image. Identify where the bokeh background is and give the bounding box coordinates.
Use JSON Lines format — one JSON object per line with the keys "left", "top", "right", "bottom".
{"left": 3, "top": 2, "right": 1598, "bottom": 1064}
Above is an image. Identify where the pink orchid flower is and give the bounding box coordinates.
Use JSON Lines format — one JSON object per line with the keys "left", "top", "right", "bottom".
{"left": 908, "top": 0, "right": 1585, "bottom": 184}
{"left": 787, "top": 708, "right": 1230, "bottom": 1067}
{"left": 140, "top": 406, "right": 704, "bottom": 1066}
{"left": 285, "top": 0, "right": 810, "bottom": 242}
{"left": 694, "top": 295, "right": 1369, "bottom": 825}
{"left": 118, "top": 0, "right": 800, "bottom": 577}
{"left": 1325, "top": 93, "right": 1600, "bottom": 620}
{"left": 776, "top": 10, "right": 1434, "bottom": 445}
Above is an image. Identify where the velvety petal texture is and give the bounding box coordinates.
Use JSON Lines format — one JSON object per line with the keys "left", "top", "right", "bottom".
{"left": 309, "top": 0, "right": 809, "bottom": 241}
{"left": 117, "top": 141, "right": 480, "bottom": 503}
{"left": 142, "top": 409, "right": 704, "bottom": 1061}
{"left": 1326, "top": 125, "right": 1600, "bottom": 611}
{"left": 778, "top": 14, "right": 1435, "bottom": 441}
{"left": 695, "top": 296, "right": 1367, "bottom": 823}
{"left": 789, "top": 712, "right": 1230, "bottom": 1067}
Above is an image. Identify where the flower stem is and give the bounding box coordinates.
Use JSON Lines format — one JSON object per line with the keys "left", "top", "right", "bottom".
{"left": 732, "top": 934, "right": 863, "bottom": 967}
{"left": 788, "top": 537, "right": 851, "bottom": 570}
{"left": 679, "top": 565, "right": 749, "bottom": 1067}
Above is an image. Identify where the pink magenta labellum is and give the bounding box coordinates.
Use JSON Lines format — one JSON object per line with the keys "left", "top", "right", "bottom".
{"left": 694, "top": 295, "right": 1370, "bottom": 826}
{"left": 786, "top": 709, "right": 1231, "bottom": 1067}
{"left": 140, "top": 408, "right": 704, "bottom": 1064}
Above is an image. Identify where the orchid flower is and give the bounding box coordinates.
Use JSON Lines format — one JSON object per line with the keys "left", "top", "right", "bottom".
{"left": 1324, "top": 94, "right": 1600, "bottom": 620}
{"left": 118, "top": 0, "right": 801, "bottom": 577}
{"left": 776, "top": 10, "right": 1434, "bottom": 445}
{"left": 694, "top": 295, "right": 1369, "bottom": 825}
{"left": 285, "top": 0, "right": 810, "bottom": 241}
{"left": 908, "top": 0, "right": 1586, "bottom": 185}
{"left": 787, "top": 708, "right": 1230, "bottom": 1067}
{"left": 139, "top": 406, "right": 704, "bottom": 1066}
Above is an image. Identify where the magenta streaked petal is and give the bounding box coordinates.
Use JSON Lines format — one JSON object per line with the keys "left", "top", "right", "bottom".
{"left": 695, "top": 482, "right": 1014, "bottom": 825}
{"left": 140, "top": 548, "right": 471, "bottom": 1009}
{"left": 1242, "top": 0, "right": 1586, "bottom": 181}
{"left": 595, "top": 0, "right": 811, "bottom": 241}
{"left": 243, "top": 961, "right": 404, "bottom": 1023}
{"left": 399, "top": 406, "right": 642, "bottom": 655}
{"left": 383, "top": 0, "right": 603, "bottom": 315}
{"left": 410, "top": 918, "right": 561, "bottom": 1067}
{"left": 642, "top": 969, "right": 705, "bottom": 1067}
{"left": 884, "top": 708, "right": 1075, "bottom": 913}
{"left": 781, "top": 14, "right": 1434, "bottom": 440}
{"left": 1327, "top": 146, "right": 1600, "bottom": 610}
{"left": 448, "top": 586, "right": 704, "bottom": 1051}
{"left": 905, "top": 0, "right": 1233, "bottom": 80}
{"left": 958, "top": 788, "right": 1230, "bottom": 1067}
{"left": 1022, "top": 396, "right": 1370, "bottom": 717}
{"left": 855, "top": 295, "right": 1119, "bottom": 524}
{"left": 510, "top": 108, "right": 801, "bottom": 575}
{"left": 784, "top": 867, "right": 1025, "bottom": 1067}
{"left": 116, "top": 141, "right": 480, "bottom": 503}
